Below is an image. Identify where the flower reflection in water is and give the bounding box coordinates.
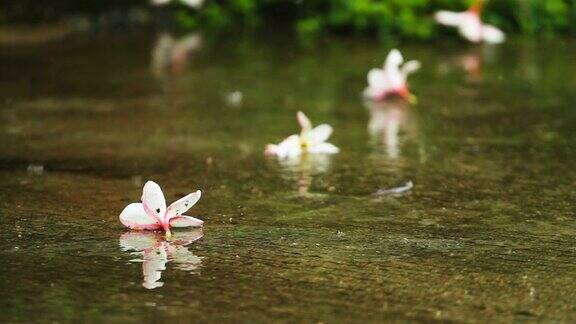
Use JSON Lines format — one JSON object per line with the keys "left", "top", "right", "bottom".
{"left": 437, "top": 46, "right": 500, "bottom": 84}
{"left": 366, "top": 99, "right": 418, "bottom": 160}
{"left": 120, "top": 228, "right": 204, "bottom": 289}
{"left": 151, "top": 32, "right": 203, "bottom": 78}
{"left": 274, "top": 153, "right": 333, "bottom": 197}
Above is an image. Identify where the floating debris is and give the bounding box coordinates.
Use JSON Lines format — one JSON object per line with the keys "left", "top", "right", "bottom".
{"left": 373, "top": 180, "right": 413, "bottom": 197}
{"left": 225, "top": 91, "right": 243, "bottom": 107}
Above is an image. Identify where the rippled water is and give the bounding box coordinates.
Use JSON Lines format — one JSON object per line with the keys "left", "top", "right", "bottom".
{"left": 1, "top": 29, "right": 576, "bottom": 322}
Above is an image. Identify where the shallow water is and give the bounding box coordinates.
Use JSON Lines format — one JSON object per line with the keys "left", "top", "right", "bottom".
{"left": 1, "top": 30, "right": 576, "bottom": 322}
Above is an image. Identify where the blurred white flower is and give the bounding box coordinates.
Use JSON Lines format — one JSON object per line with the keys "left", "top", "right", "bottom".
{"left": 265, "top": 111, "right": 339, "bottom": 159}
{"left": 151, "top": 0, "right": 205, "bottom": 9}
{"left": 435, "top": 1, "right": 505, "bottom": 44}
{"left": 363, "top": 49, "right": 420, "bottom": 103}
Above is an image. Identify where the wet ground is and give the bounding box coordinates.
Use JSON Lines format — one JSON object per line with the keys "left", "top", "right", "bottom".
{"left": 1, "top": 28, "right": 576, "bottom": 322}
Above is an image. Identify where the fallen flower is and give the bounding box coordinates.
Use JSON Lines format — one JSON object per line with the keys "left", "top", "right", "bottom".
{"left": 435, "top": 0, "right": 505, "bottom": 44}
{"left": 363, "top": 49, "right": 420, "bottom": 103}
{"left": 151, "top": 0, "right": 205, "bottom": 9}
{"left": 119, "top": 181, "right": 203, "bottom": 237}
{"left": 265, "top": 111, "right": 340, "bottom": 159}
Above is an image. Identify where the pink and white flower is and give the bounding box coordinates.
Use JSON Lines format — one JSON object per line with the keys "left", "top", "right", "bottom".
{"left": 265, "top": 111, "right": 339, "bottom": 159}
{"left": 119, "top": 181, "right": 204, "bottom": 237}
{"left": 435, "top": 0, "right": 505, "bottom": 44}
{"left": 363, "top": 49, "right": 421, "bottom": 103}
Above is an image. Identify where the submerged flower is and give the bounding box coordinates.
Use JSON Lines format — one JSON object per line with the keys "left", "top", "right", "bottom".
{"left": 119, "top": 181, "right": 203, "bottom": 237}
{"left": 363, "top": 49, "right": 420, "bottom": 103}
{"left": 265, "top": 111, "right": 339, "bottom": 159}
{"left": 435, "top": 0, "right": 505, "bottom": 44}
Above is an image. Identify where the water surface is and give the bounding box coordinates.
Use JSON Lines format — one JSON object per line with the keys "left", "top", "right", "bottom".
{"left": 1, "top": 30, "right": 576, "bottom": 322}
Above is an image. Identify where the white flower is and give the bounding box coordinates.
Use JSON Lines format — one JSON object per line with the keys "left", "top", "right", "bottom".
{"left": 363, "top": 49, "right": 420, "bottom": 103}
{"left": 435, "top": 2, "right": 505, "bottom": 44}
{"left": 119, "top": 181, "right": 204, "bottom": 237}
{"left": 265, "top": 111, "right": 339, "bottom": 159}
{"left": 151, "top": 0, "right": 205, "bottom": 9}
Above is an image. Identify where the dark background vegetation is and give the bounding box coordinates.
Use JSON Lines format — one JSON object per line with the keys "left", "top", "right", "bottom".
{"left": 2, "top": 0, "right": 575, "bottom": 38}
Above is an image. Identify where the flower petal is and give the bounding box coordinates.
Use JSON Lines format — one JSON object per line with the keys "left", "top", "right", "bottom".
{"left": 460, "top": 17, "right": 482, "bottom": 43}
{"left": 276, "top": 134, "right": 302, "bottom": 158}
{"left": 435, "top": 10, "right": 465, "bottom": 26}
{"left": 181, "top": 0, "right": 204, "bottom": 8}
{"left": 166, "top": 190, "right": 202, "bottom": 220}
{"left": 297, "top": 111, "right": 312, "bottom": 132}
{"left": 401, "top": 60, "right": 421, "bottom": 78}
{"left": 119, "top": 231, "right": 161, "bottom": 251}
{"left": 309, "top": 142, "right": 340, "bottom": 154}
{"left": 367, "top": 68, "right": 386, "bottom": 89}
{"left": 385, "top": 49, "right": 404, "bottom": 70}
{"left": 151, "top": 0, "right": 171, "bottom": 5}
{"left": 119, "top": 203, "right": 161, "bottom": 230}
{"left": 264, "top": 144, "right": 279, "bottom": 156}
{"left": 141, "top": 181, "right": 166, "bottom": 221}
{"left": 482, "top": 24, "right": 505, "bottom": 44}
{"left": 170, "top": 215, "right": 204, "bottom": 228}
{"left": 306, "top": 124, "right": 333, "bottom": 144}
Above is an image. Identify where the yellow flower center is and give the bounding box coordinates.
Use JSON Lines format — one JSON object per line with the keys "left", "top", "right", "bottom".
{"left": 300, "top": 137, "right": 310, "bottom": 150}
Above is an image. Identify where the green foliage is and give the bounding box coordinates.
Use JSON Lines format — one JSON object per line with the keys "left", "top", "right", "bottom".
{"left": 2, "top": 0, "right": 576, "bottom": 38}
{"left": 512, "top": 0, "right": 570, "bottom": 35}
{"left": 177, "top": 0, "right": 262, "bottom": 30}
{"left": 179, "top": 0, "right": 576, "bottom": 38}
